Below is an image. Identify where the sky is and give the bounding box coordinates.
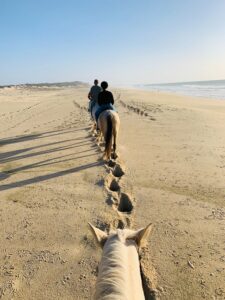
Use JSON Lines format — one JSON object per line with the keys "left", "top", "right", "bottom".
{"left": 1, "top": 0, "right": 225, "bottom": 85}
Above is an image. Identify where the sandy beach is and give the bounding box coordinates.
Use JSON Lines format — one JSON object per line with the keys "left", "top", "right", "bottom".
{"left": 0, "top": 85, "right": 225, "bottom": 299}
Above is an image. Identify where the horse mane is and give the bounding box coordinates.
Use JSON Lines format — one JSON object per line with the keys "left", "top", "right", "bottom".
{"left": 94, "top": 234, "right": 127, "bottom": 299}
{"left": 94, "top": 230, "right": 142, "bottom": 300}
{"left": 90, "top": 224, "right": 152, "bottom": 299}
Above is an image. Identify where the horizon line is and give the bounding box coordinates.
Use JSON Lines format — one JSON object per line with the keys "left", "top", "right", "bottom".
{"left": 1, "top": 78, "right": 225, "bottom": 88}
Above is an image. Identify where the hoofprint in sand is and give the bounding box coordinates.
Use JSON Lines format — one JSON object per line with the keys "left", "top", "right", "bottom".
{"left": 0, "top": 85, "right": 225, "bottom": 299}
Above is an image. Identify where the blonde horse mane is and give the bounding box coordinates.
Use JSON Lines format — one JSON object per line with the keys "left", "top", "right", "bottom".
{"left": 89, "top": 224, "right": 152, "bottom": 300}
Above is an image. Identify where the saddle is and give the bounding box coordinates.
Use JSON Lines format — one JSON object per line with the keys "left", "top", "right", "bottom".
{"left": 95, "top": 103, "right": 115, "bottom": 122}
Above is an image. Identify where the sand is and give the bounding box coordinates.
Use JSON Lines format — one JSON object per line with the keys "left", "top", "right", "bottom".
{"left": 0, "top": 85, "right": 225, "bottom": 299}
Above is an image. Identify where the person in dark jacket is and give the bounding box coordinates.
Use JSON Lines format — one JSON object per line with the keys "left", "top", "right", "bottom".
{"left": 95, "top": 81, "right": 115, "bottom": 122}
{"left": 98, "top": 81, "right": 114, "bottom": 106}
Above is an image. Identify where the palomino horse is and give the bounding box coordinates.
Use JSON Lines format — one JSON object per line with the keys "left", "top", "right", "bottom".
{"left": 89, "top": 223, "right": 152, "bottom": 300}
{"left": 91, "top": 103, "right": 120, "bottom": 160}
{"left": 98, "top": 110, "right": 120, "bottom": 160}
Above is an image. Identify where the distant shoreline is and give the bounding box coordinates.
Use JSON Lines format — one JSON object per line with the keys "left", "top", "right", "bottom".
{"left": 1, "top": 80, "right": 225, "bottom": 101}
{"left": 0, "top": 81, "right": 89, "bottom": 89}
{"left": 134, "top": 79, "right": 225, "bottom": 100}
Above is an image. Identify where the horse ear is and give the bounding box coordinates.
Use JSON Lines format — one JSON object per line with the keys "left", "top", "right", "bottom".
{"left": 88, "top": 223, "right": 108, "bottom": 248}
{"left": 129, "top": 223, "right": 153, "bottom": 248}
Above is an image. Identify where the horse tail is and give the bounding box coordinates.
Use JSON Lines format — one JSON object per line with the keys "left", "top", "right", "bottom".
{"left": 105, "top": 114, "right": 113, "bottom": 159}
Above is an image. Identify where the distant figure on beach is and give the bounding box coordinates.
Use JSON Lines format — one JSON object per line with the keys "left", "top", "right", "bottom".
{"left": 95, "top": 81, "right": 115, "bottom": 122}
{"left": 88, "top": 79, "right": 101, "bottom": 113}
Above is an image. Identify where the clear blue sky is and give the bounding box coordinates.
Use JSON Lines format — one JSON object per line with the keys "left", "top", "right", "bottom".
{"left": 1, "top": 0, "right": 225, "bottom": 85}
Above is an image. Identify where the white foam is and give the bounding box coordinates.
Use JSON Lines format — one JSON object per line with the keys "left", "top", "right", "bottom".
{"left": 137, "top": 80, "right": 225, "bottom": 100}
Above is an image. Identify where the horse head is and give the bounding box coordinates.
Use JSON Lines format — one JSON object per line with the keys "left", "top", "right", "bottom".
{"left": 89, "top": 223, "right": 153, "bottom": 299}
{"left": 89, "top": 222, "right": 153, "bottom": 250}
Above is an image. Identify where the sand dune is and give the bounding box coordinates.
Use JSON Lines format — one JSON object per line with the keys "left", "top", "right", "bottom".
{"left": 0, "top": 86, "right": 225, "bottom": 299}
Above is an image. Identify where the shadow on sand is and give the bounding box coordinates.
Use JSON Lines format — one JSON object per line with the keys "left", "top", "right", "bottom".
{"left": 0, "top": 139, "right": 93, "bottom": 163}
{"left": 0, "top": 161, "right": 103, "bottom": 191}
{"left": 0, "top": 127, "right": 89, "bottom": 146}
{"left": 0, "top": 125, "right": 103, "bottom": 190}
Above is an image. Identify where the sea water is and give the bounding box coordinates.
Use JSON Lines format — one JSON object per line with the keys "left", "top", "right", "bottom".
{"left": 137, "top": 80, "right": 225, "bottom": 100}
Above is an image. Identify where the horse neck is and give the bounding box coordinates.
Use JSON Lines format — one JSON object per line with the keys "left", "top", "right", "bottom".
{"left": 94, "top": 237, "right": 145, "bottom": 300}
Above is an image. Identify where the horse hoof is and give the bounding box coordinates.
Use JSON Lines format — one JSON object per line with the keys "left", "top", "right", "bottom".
{"left": 108, "top": 159, "right": 116, "bottom": 167}
{"left": 111, "top": 153, "right": 118, "bottom": 160}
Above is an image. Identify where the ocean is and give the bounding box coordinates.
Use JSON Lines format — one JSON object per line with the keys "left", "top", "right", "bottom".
{"left": 137, "top": 79, "right": 225, "bottom": 100}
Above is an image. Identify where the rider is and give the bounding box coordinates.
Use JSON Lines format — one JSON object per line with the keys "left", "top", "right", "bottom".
{"left": 95, "top": 81, "right": 115, "bottom": 122}
{"left": 88, "top": 79, "right": 101, "bottom": 113}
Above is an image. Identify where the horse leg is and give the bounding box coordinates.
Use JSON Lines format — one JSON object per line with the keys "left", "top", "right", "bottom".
{"left": 97, "top": 131, "right": 104, "bottom": 145}
{"left": 96, "top": 117, "right": 105, "bottom": 149}
{"left": 96, "top": 120, "right": 101, "bottom": 144}
{"left": 91, "top": 122, "right": 97, "bottom": 135}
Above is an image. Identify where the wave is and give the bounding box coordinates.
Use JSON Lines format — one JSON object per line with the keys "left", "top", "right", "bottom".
{"left": 137, "top": 80, "right": 225, "bottom": 100}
